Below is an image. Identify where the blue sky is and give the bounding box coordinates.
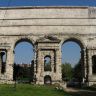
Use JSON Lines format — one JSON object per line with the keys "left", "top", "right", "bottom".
{"left": 61, "top": 42, "right": 81, "bottom": 67}
{"left": 0, "top": 0, "right": 95, "bottom": 66}
{"left": 14, "top": 42, "right": 34, "bottom": 64}
{"left": 0, "top": 0, "right": 96, "bottom": 7}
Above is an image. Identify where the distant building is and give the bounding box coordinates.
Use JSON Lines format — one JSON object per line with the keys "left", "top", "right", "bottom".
{"left": 17, "top": 63, "right": 32, "bottom": 68}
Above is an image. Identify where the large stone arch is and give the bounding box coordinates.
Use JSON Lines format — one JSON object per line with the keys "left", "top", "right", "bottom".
{"left": 13, "top": 37, "right": 36, "bottom": 81}
{"left": 61, "top": 37, "right": 86, "bottom": 83}
{"left": 61, "top": 37, "right": 85, "bottom": 49}
{"left": 13, "top": 37, "right": 35, "bottom": 49}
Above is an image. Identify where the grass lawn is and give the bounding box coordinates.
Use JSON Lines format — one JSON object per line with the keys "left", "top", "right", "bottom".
{"left": 0, "top": 84, "right": 70, "bottom": 96}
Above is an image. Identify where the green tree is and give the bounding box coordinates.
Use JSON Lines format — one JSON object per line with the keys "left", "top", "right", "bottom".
{"left": 73, "top": 59, "right": 82, "bottom": 82}
{"left": 62, "top": 63, "right": 73, "bottom": 81}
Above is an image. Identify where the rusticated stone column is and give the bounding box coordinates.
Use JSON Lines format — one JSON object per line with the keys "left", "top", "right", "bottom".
{"left": 33, "top": 49, "right": 36, "bottom": 73}
{"left": 83, "top": 48, "right": 87, "bottom": 82}
{"left": 55, "top": 49, "right": 62, "bottom": 82}
{"left": 88, "top": 50, "right": 93, "bottom": 76}
{"left": 80, "top": 48, "right": 88, "bottom": 83}
{"left": 6, "top": 49, "right": 14, "bottom": 81}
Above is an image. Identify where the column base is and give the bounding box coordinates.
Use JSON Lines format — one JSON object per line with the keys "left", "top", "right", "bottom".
{"left": 0, "top": 74, "right": 14, "bottom": 84}
{"left": 0, "top": 80, "right": 14, "bottom": 84}
{"left": 86, "top": 81, "right": 96, "bottom": 86}
{"left": 87, "top": 75, "right": 96, "bottom": 86}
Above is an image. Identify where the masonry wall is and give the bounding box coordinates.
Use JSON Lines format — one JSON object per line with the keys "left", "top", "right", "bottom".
{"left": 0, "top": 6, "right": 94, "bottom": 35}
{"left": 0, "top": 6, "right": 96, "bottom": 85}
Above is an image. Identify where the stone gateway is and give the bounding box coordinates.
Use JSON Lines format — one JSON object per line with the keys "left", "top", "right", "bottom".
{"left": 0, "top": 6, "right": 96, "bottom": 86}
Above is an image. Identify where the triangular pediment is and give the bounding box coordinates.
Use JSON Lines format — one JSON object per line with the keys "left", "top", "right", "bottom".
{"left": 36, "top": 35, "right": 61, "bottom": 43}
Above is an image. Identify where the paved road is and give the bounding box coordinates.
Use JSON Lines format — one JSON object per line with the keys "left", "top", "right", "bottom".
{"left": 65, "top": 88, "right": 96, "bottom": 96}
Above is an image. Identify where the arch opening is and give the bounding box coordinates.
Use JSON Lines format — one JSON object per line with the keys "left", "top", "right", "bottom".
{"left": 14, "top": 38, "right": 34, "bottom": 49}
{"left": 44, "top": 75, "right": 52, "bottom": 85}
{"left": 44, "top": 55, "right": 51, "bottom": 71}
{"left": 61, "top": 38, "right": 84, "bottom": 86}
{"left": 1, "top": 51, "right": 7, "bottom": 74}
{"left": 13, "top": 39, "right": 35, "bottom": 83}
{"left": 92, "top": 55, "right": 96, "bottom": 74}
{"left": 63, "top": 38, "right": 84, "bottom": 49}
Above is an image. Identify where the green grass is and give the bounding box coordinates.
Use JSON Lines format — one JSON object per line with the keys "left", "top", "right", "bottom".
{"left": 0, "top": 84, "right": 70, "bottom": 96}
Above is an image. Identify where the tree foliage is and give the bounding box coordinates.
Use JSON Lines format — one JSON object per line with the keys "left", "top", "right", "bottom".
{"left": 73, "top": 59, "right": 82, "bottom": 82}
{"left": 62, "top": 63, "right": 73, "bottom": 81}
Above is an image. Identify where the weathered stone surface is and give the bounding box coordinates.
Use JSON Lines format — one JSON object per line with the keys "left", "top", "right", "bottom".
{"left": 0, "top": 6, "right": 96, "bottom": 86}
